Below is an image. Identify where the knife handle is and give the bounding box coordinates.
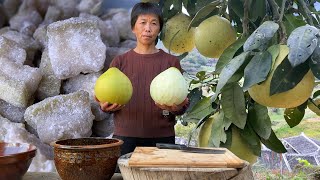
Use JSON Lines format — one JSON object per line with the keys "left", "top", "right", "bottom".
{"left": 156, "top": 143, "right": 187, "bottom": 150}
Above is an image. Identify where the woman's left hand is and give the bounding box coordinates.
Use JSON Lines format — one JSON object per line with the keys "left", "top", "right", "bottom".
{"left": 155, "top": 98, "right": 189, "bottom": 112}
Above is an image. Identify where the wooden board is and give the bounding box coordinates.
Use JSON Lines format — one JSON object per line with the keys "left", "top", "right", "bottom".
{"left": 128, "top": 147, "right": 245, "bottom": 168}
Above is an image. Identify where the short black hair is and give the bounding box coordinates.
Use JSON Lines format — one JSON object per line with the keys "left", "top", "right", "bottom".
{"left": 130, "top": 2, "right": 163, "bottom": 31}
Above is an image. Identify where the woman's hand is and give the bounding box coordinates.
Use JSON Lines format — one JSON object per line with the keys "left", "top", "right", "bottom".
{"left": 94, "top": 96, "right": 124, "bottom": 112}
{"left": 155, "top": 98, "right": 189, "bottom": 113}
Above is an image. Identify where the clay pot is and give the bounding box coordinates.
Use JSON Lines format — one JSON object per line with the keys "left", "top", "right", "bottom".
{"left": 51, "top": 138, "right": 123, "bottom": 180}
{"left": 0, "top": 142, "right": 37, "bottom": 180}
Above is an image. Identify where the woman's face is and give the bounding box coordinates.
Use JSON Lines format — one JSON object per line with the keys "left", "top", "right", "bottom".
{"left": 132, "top": 13, "right": 160, "bottom": 46}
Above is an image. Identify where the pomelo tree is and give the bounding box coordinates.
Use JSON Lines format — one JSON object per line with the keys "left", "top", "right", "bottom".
{"left": 151, "top": 0, "right": 320, "bottom": 163}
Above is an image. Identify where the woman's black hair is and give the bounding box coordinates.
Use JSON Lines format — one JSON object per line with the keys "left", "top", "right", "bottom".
{"left": 130, "top": 2, "right": 164, "bottom": 31}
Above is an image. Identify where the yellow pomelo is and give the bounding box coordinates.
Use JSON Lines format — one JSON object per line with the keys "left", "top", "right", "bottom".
{"left": 308, "top": 99, "right": 320, "bottom": 116}
{"left": 198, "top": 114, "right": 258, "bottom": 164}
{"left": 198, "top": 114, "right": 216, "bottom": 147}
{"left": 162, "top": 13, "right": 195, "bottom": 54}
{"left": 94, "top": 67, "right": 133, "bottom": 105}
{"left": 150, "top": 67, "right": 188, "bottom": 106}
{"left": 229, "top": 126, "right": 258, "bottom": 164}
{"left": 195, "top": 15, "right": 236, "bottom": 58}
{"left": 248, "top": 45, "right": 315, "bottom": 108}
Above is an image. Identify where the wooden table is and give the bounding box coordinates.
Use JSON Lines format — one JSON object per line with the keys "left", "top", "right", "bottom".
{"left": 118, "top": 150, "right": 254, "bottom": 180}
{"left": 23, "top": 172, "right": 123, "bottom": 180}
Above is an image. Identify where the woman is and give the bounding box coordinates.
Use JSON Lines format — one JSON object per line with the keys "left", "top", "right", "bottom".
{"left": 96, "top": 2, "right": 189, "bottom": 156}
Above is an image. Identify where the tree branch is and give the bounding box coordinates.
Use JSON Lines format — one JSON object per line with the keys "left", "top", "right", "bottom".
{"left": 242, "top": 0, "right": 250, "bottom": 37}
{"left": 267, "top": 0, "right": 280, "bottom": 20}
{"left": 267, "top": 0, "right": 287, "bottom": 44}
{"left": 279, "top": 0, "right": 287, "bottom": 44}
{"left": 279, "top": 0, "right": 286, "bottom": 22}
{"left": 297, "top": 0, "right": 314, "bottom": 26}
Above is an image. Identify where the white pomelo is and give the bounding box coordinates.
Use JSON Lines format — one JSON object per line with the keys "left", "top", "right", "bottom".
{"left": 150, "top": 67, "right": 188, "bottom": 106}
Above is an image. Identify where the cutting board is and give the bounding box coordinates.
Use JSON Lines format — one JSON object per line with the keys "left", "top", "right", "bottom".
{"left": 128, "top": 147, "right": 245, "bottom": 168}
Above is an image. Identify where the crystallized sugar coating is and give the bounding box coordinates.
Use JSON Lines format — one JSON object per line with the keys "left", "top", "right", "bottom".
{"left": 37, "top": 49, "right": 61, "bottom": 100}
{"left": 62, "top": 72, "right": 111, "bottom": 121}
{"left": 63, "top": 72, "right": 101, "bottom": 100}
{"left": 0, "top": 36, "right": 26, "bottom": 65}
{"left": 24, "top": 90, "right": 94, "bottom": 144}
{"left": 47, "top": 17, "right": 106, "bottom": 79}
{"left": 0, "top": 59, "right": 42, "bottom": 107}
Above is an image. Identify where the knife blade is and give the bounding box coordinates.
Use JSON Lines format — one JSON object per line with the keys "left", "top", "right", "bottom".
{"left": 156, "top": 143, "right": 225, "bottom": 154}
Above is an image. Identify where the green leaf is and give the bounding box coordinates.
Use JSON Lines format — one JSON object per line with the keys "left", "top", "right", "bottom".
{"left": 183, "top": 97, "right": 214, "bottom": 123}
{"left": 283, "top": 14, "right": 306, "bottom": 35}
{"left": 227, "top": 70, "right": 244, "bottom": 83}
{"left": 189, "top": 79, "right": 200, "bottom": 85}
{"left": 267, "top": 44, "right": 280, "bottom": 68}
{"left": 182, "top": 0, "right": 188, "bottom": 7}
{"left": 310, "top": 38, "right": 320, "bottom": 79}
{"left": 188, "top": 1, "right": 220, "bottom": 30}
{"left": 296, "top": 100, "right": 308, "bottom": 112}
{"left": 208, "top": 111, "right": 226, "bottom": 147}
{"left": 216, "top": 37, "right": 248, "bottom": 73}
{"left": 260, "top": 130, "right": 287, "bottom": 153}
{"left": 310, "top": 58, "right": 320, "bottom": 79}
{"left": 243, "top": 21, "right": 279, "bottom": 52}
{"left": 185, "top": 88, "right": 202, "bottom": 114}
{"left": 162, "top": 0, "right": 179, "bottom": 21}
{"left": 173, "top": 0, "right": 183, "bottom": 13}
{"left": 177, "top": 52, "right": 188, "bottom": 60}
{"left": 221, "top": 83, "right": 247, "bottom": 129}
{"left": 270, "top": 58, "right": 309, "bottom": 95}
{"left": 274, "top": 0, "right": 282, "bottom": 6}
{"left": 223, "top": 115, "right": 232, "bottom": 130}
{"left": 211, "top": 52, "right": 250, "bottom": 101}
{"left": 184, "top": 0, "right": 197, "bottom": 17}
{"left": 220, "top": 127, "right": 232, "bottom": 149}
{"left": 313, "top": 90, "right": 320, "bottom": 99}
{"left": 196, "top": 71, "right": 206, "bottom": 81}
{"left": 239, "top": 124, "right": 261, "bottom": 156}
{"left": 243, "top": 51, "right": 272, "bottom": 91}
{"left": 247, "top": 103, "right": 272, "bottom": 139}
{"left": 284, "top": 107, "right": 305, "bottom": 128}
{"left": 287, "top": 25, "right": 319, "bottom": 67}
{"left": 309, "top": 6, "right": 320, "bottom": 25}
{"left": 249, "top": 0, "right": 266, "bottom": 22}
{"left": 195, "top": 0, "right": 216, "bottom": 11}
{"left": 228, "top": 0, "right": 243, "bottom": 18}
{"left": 228, "top": 7, "right": 242, "bottom": 33}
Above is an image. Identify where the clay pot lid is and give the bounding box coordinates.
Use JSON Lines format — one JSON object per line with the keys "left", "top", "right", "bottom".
{"left": 51, "top": 137, "right": 123, "bottom": 150}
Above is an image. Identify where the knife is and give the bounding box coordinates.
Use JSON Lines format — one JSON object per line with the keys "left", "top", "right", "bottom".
{"left": 156, "top": 143, "right": 225, "bottom": 154}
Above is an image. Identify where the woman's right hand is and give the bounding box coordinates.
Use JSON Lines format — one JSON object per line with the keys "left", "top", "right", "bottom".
{"left": 94, "top": 96, "right": 124, "bottom": 112}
